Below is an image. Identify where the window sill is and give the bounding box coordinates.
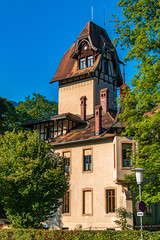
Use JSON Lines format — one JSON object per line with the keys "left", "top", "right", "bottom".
{"left": 82, "top": 214, "right": 93, "bottom": 216}
{"left": 62, "top": 213, "right": 71, "bottom": 216}
{"left": 121, "top": 167, "right": 132, "bottom": 170}
{"left": 82, "top": 170, "right": 93, "bottom": 174}
{"left": 105, "top": 212, "right": 116, "bottom": 215}
{"left": 79, "top": 66, "right": 93, "bottom": 70}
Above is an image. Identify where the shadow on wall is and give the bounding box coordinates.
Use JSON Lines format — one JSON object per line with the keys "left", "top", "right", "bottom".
{"left": 46, "top": 208, "right": 62, "bottom": 230}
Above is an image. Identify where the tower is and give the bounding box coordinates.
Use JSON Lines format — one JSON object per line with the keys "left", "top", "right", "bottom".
{"left": 50, "top": 21, "right": 122, "bottom": 116}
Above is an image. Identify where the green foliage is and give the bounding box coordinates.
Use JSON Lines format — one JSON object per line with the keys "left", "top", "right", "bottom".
{"left": 0, "top": 97, "right": 18, "bottom": 134}
{"left": 114, "top": 207, "right": 127, "bottom": 229}
{"left": 0, "top": 131, "right": 69, "bottom": 228}
{"left": 111, "top": 0, "right": 160, "bottom": 204}
{"left": 0, "top": 230, "right": 160, "bottom": 240}
{"left": 0, "top": 93, "right": 58, "bottom": 133}
{"left": 16, "top": 93, "right": 58, "bottom": 123}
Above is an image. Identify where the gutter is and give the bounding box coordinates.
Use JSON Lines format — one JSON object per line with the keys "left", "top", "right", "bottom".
{"left": 51, "top": 134, "right": 115, "bottom": 147}
{"left": 23, "top": 115, "right": 85, "bottom": 126}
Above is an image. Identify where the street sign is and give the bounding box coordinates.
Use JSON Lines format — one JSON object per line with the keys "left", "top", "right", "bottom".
{"left": 137, "top": 212, "right": 144, "bottom": 217}
{"left": 139, "top": 201, "right": 146, "bottom": 212}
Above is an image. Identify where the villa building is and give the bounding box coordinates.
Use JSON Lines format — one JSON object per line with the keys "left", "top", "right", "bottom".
{"left": 24, "top": 21, "right": 160, "bottom": 230}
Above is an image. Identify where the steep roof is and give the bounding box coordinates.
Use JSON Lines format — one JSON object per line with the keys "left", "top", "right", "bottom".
{"left": 50, "top": 21, "right": 121, "bottom": 84}
{"left": 50, "top": 44, "right": 101, "bottom": 83}
{"left": 75, "top": 21, "right": 112, "bottom": 52}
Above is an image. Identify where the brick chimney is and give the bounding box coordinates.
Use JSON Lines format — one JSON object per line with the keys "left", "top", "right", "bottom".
{"left": 100, "top": 88, "right": 109, "bottom": 113}
{"left": 80, "top": 96, "right": 87, "bottom": 120}
{"left": 95, "top": 105, "right": 102, "bottom": 136}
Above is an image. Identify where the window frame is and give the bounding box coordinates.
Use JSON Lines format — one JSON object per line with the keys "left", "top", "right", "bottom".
{"left": 62, "top": 191, "right": 71, "bottom": 215}
{"left": 82, "top": 147, "right": 93, "bottom": 173}
{"left": 121, "top": 141, "right": 134, "bottom": 169}
{"left": 105, "top": 187, "right": 116, "bottom": 214}
{"left": 62, "top": 150, "right": 71, "bottom": 174}
{"left": 87, "top": 55, "right": 93, "bottom": 67}
{"left": 82, "top": 188, "right": 93, "bottom": 216}
{"left": 80, "top": 57, "right": 86, "bottom": 69}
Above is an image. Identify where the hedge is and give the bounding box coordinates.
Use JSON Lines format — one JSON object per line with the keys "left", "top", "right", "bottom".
{"left": 0, "top": 229, "right": 160, "bottom": 240}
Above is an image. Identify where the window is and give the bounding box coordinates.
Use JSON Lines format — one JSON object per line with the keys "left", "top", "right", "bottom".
{"left": 46, "top": 127, "right": 51, "bottom": 139}
{"left": 87, "top": 56, "right": 93, "bottom": 67}
{"left": 80, "top": 58, "right": 86, "bottom": 69}
{"left": 83, "top": 148, "right": 92, "bottom": 171}
{"left": 62, "top": 192, "right": 70, "bottom": 214}
{"left": 63, "top": 151, "right": 70, "bottom": 173}
{"left": 122, "top": 143, "right": 132, "bottom": 167}
{"left": 106, "top": 189, "right": 115, "bottom": 213}
{"left": 82, "top": 189, "right": 93, "bottom": 215}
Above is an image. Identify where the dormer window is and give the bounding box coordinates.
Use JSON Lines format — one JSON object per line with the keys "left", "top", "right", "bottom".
{"left": 80, "top": 58, "right": 86, "bottom": 69}
{"left": 87, "top": 56, "right": 93, "bottom": 67}
{"left": 79, "top": 56, "right": 93, "bottom": 69}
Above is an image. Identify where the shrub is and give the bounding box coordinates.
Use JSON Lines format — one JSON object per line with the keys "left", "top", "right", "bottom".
{"left": 0, "top": 229, "right": 160, "bottom": 240}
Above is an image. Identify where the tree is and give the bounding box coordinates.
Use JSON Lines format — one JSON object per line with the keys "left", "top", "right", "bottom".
{"left": 112, "top": 0, "right": 160, "bottom": 204}
{"left": 0, "top": 97, "right": 18, "bottom": 134}
{"left": 114, "top": 207, "right": 127, "bottom": 230}
{"left": 16, "top": 93, "right": 58, "bottom": 123}
{"left": 0, "top": 131, "right": 69, "bottom": 228}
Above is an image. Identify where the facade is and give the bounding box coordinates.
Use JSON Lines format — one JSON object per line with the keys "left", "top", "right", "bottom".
{"left": 24, "top": 21, "right": 160, "bottom": 230}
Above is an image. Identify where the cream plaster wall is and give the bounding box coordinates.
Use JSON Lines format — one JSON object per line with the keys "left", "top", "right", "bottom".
{"left": 48, "top": 138, "right": 133, "bottom": 230}
{"left": 115, "top": 136, "right": 134, "bottom": 180}
{"left": 58, "top": 79, "right": 94, "bottom": 116}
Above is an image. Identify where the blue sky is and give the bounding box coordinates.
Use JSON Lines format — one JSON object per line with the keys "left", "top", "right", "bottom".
{"left": 0, "top": 0, "right": 136, "bottom": 103}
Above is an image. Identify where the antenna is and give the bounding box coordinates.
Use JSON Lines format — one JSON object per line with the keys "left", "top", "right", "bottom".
{"left": 91, "top": 6, "right": 93, "bottom": 22}
{"left": 103, "top": 6, "right": 106, "bottom": 29}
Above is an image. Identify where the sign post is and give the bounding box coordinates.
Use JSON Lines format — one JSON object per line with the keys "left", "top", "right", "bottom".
{"left": 137, "top": 212, "right": 144, "bottom": 217}
{"left": 131, "top": 168, "right": 147, "bottom": 240}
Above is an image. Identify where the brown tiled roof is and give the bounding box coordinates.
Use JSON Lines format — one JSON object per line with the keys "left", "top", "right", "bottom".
{"left": 51, "top": 112, "right": 115, "bottom": 145}
{"left": 76, "top": 21, "right": 112, "bottom": 51}
{"left": 50, "top": 21, "right": 122, "bottom": 86}
{"left": 50, "top": 46, "right": 101, "bottom": 83}
{"left": 23, "top": 112, "right": 85, "bottom": 127}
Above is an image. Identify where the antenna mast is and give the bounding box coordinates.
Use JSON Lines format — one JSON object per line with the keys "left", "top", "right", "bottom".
{"left": 91, "top": 6, "right": 93, "bottom": 22}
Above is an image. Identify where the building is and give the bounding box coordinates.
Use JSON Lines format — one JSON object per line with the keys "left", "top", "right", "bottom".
{"left": 24, "top": 21, "right": 160, "bottom": 230}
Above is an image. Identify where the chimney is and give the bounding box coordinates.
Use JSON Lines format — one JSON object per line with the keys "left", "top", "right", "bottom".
{"left": 100, "top": 88, "right": 109, "bottom": 113}
{"left": 95, "top": 105, "right": 102, "bottom": 136}
{"left": 80, "top": 96, "right": 87, "bottom": 120}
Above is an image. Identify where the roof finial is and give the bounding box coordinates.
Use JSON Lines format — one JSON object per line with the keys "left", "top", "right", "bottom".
{"left": 103, "top": 6, "right": 106, "bottom": 30}
{"left": 119, "top": 62, "right": 130, "bottom": 99}
{"left": 91, "top": 6, "right": 93, "bottom": 22}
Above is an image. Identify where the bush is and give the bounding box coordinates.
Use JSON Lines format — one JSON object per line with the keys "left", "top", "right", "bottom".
{"left": 0, "top": 229, "right": 160, "bottom": 240}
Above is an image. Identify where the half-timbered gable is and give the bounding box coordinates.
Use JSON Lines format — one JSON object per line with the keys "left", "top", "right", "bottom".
{"left": 23, "top": 113, "right": 85, "bottom": 142}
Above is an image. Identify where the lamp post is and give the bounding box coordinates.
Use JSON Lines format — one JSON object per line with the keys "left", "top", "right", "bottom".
{"left": 131, "top": 168, "right": 146, "bottom": 240}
